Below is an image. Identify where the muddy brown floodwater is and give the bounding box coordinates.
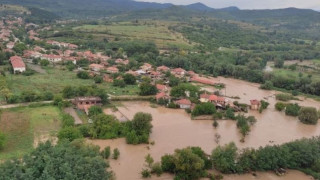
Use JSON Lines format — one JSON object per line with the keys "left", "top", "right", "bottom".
{"left": 89, "top": 77, "right": 319, "bottom": 180}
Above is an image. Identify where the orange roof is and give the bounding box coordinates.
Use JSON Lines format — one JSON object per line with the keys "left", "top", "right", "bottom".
{"left": 89, "top": 64, "right": 104, "bottom": 69}
{"left": 200, "top": 93, "right": 210, "bottom": 99}
{"left": 10, "top": 56, "right": 25, "bottom": 68}
{"left": 156, "top": 84, "right": 166, "bottom": 91}
{"left": 156, "top": 92, "right": 168, "bottom": 100}
{"left": 191, "top": 77, "right": 215, "bottom": 85}
{"left": 209, "top": 95, "right": 218, "bottom": 101}
{"left": 250, "top": 100, "right": 260, "bottom": 105}
{"left": 175, "top": 99, "right": 191, "bottom": 105}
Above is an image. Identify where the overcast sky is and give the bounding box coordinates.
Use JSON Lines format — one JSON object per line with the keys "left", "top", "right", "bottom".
{"left": 136, "top": 0, "right": 320, "bottom": 10}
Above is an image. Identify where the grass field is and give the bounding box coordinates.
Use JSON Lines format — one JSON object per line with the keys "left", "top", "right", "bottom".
{"left": 273, "top": 68, "right": 320, "bottom": 81}
{"left": 0, "top": 105, "right": 62, "bottom": 160}
{"left": 73, "top": 21, "right": 193, "bottom": 49}
{"left": 6, "top": 67, "right": 140, "bottom": 96}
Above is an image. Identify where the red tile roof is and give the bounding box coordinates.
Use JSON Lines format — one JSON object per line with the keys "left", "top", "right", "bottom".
{"left": 175, "top": 99, "right": 191, "bottom": 105}
{"left": 10, "top": 56, "right": 25, "bottom": 68}
{"left": 156, "top": 84, "right": 166, "bottom": 91}
{"left": 191, "top": 77, "right": 215, "bottom": 85}
{"left": 250, "top": 100, "right": 260, "bottom": 105}
{"left": 156, "top": 92, "right": 168, "bottom": 100}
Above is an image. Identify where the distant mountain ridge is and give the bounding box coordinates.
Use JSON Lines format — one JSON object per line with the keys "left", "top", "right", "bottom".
{"left": 0, "top": 0, "right": 320, "bottom": 30}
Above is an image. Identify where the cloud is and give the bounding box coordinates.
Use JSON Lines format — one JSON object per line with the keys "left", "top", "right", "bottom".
{"left": 135, "top": 0, "right": 320, "bottom": 10}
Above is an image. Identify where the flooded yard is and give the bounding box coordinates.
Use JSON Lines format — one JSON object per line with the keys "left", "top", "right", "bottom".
{"left": 90, "top": 77, "right": 320, "bottom": 180}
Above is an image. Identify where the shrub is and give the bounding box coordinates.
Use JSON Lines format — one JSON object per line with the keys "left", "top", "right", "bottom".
{"left": 276, "top": 93, "right": 295, "bottom": 102}
{"left": 139, "top": 83, "right": 157, "bottom": 96}
{"left": 285, "top": 103, "right": 300, "bottom": 116}
{"left": 123, "top": 74, "right": 136, "bottom": 85}
{"left": 0, "top": 131, "right": 6, "bottom": 150}
{"left": 61, "top": 114, "right": 75, "bottom": 128}
{"left": 94, "top": 76, "right": 103, "bottom": 83}
{"left": 260, "top": 81, "right": 273, "bottom": 90}
{"left": 275, "top": 102, "right": 286, "bottom": 111}
{"left": 113, "top": 79, "right": 126, "bottom": 88}
{"left": 298, "top": 107, "right": 318, "bottom": 125}
{"left": 259, "top": 100, "right": 269, "bottom": 113}
{"left": 151, "top": 162, "right": 163, "bottom": 176}
{"left": 58, "top": 127, "right": 83, "bottom": 142}
{"left": 225, "top": 108, "right": 235, "bottom": 120}
{"left": 43, "top": 91, "right": 54, "bottom": 100}
{"left": 112, "top": 148, "right": 120, "bottom": 160}
{"left": 101, "top": 146, "right": 111, "bottom": 159}
{"left": 88, "top": 106, "right": 103, "bottom": 117}
{"left": 78, "top": 125, "right": 91, "bottom": 137}
{"left": 40, "top": 59, "right": 49, "bottom": 66}
{"left": 192, "top": 103, "right": 216, "bottom": 116}
{"left": 77, "top": 71, "right": 90, "bottom": 79}
{"left": 141, "top": 169, "right": 151, "bottom": 178}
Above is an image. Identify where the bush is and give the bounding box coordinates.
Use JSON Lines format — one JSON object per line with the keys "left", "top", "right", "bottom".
{"left": 167, "top": 102, "right": 179, "bottom": 109}
{"left": 225, "top": 108, "right": 235, "bottom": 120}
{"left": 259, "top": 100, "right": 269, "bottom": 113}
{"left": 43, "top": 91, "right": 54, "bottom": 100}
{"left": 276, "top": 93, "right": 295, "bottom": 102}
{"left": 61, "top": 114, "right": 75, "bottom": 128}
{"left": 141, "top": 169, "right": 151, "bottom": 178}
{"left": 260, "top": 81, "right": 273, "bottom": 90}
{"left": 139, "top": 83, "right": 157, "bottom": 96}
{"left": 40, "top": 59, "right": 49, "bottom": 66}
{"left": 275, "top": 102, "right": 286, "bottom": 111}
{"left": 58, "top": 127, "right": 83, "bottom": 142}
{"left": 298, "top": 107, "right": 319, "bottom": 125}
{"left": 77, "top": 71, "right": 90, "bottom": 79}
{"left": 88, "top": 106, "right": 103, "bottom": 117}
{"left": 101, "top": 146, "right": 111, "bottom": 159}
{"left": 151, "top": 162, "right": 163, "bottom": 176}
{"left": 123, "top": 74, "right": 136, "bottom": 85}
{"left": 112, "top": 148, "right": 120, "bottom": 160}
{"left": 192, "top": 102, "right": 216, "bottom": 116}
{"left": 94, "top": 76, "right": 103, "bottom": 84}
{"left": 161, "top": 154, "right": 176, "bottom": 173}
{"left": 113, "top": 79, "right": 126, "bottom": 88}
{"left": 53, "top": 95, "right": 63, "bottom": 106}
{"left": 0, "top": 131, "right": 6, "bottom": 150}
{"left": 78, "top": 125, "right": 91, "bottom": 137}
{"left": 285, "top": 103, "right": 300, "bottom": 116}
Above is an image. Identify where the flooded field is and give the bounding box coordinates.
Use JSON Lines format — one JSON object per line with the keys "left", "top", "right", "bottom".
{"left": 90, "top": 77, "right": 320, "bottom": 180}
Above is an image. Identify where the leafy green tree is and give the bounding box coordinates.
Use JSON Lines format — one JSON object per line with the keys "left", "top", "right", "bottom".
{"left": 13, "top": 43, "right": 27, "bottom": 54}
{"left": 169, "top": 75, "right": 180, "bottom": 87}
{"left": 170, "top": 83, "right": 199, "bottom": 98}
{"left": 77, "top": 71, "right": 90, "bottom": 79}
{"left": 91, "top": 114, "right": 125, "bottom": 139}
{"left": 88, "top": 106, "right": 103, "bottom": 117}
{"left": 173, "top": 148, "right": 205, "bottom": 180}
{"left": 61, "top": 114, "right": 75, "bottom": 128}
{"left": 126, "top": 112, "right": 153, "bottom": 144}
{"left": 139, "top": 83, "right": 157, "bottom": 96}
{"left": 123, "top": 74, "right": 136, "bottom": 85}
{"left": 298, "top": 107, "right": 319, "bottom": 125}
{"left": 274, "top": 59, "right": 284, "bottom": 68}
{"left": 225, "top": 108, "right": 236, "bottom": 120}
{"left": 211, "top": 143, "right": 238, "bottom": 173}
{"left": 101, "top": 146, "right": 111, "bottom": 159}
{"left": 161, "top": 154, "right": 176, "bottom": 173}
{"left": 113, "top": 79, "right": 126, "bottom": 88}
{"left": 285, "top": 103, "right": 300, "bottom": 116}
{"left": 40, "top": 59, "right": 49, "bottom": 66}
{"left": 260, "top": 81, "right": 273, "bottom": 90}
{"left": 0, "top": 131, "right": 6, "bottom": 150}
{"left": 62, "top": 85, "right": 78, "bottom": 98}
{"left": 275, "top": 102, "right": 286, "bottom": 111}
{"left": 192, "top": 102, "right": 216, "bottom": 116}
{"left": 259, "top": 100, "right": 269, "bottom": 113}
{"left": 58, "top": 127, "right": 83, "bottom": 142}
{"left": 94, "top": 76, "right": 103, "bottom": 83}
{"left": 0, "top": 141, "right": 112, "bottom": 180}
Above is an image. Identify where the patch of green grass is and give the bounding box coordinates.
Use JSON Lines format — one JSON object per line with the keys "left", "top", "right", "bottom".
{"left": 73, "top": 21, "right": 193, "bottom": 49}
{"left": 0, "top": 106, "right": 62, "bottom": 160}
{"left": 6, "top": 67, "right": 139, "bottom": 96}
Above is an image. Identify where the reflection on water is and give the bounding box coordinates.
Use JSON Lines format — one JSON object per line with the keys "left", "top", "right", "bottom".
{"left": 90, "top": 77, "right": 319, "bottom": 180}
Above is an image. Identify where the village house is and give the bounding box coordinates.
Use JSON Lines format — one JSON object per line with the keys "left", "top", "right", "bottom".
{"left": 72, "top": 97, "right": 102, "bottom": 115}
{"left": 156, "top": 92, "right": 170, "bottom": 102}
{"left": 171, "top": 68, "right": 186, "bottom": 77}
{"left": 106, "top": 66, "right": 119, "bottom": 74}
{"left": 200, "top": 93, "right": 211, "bottom": 103}
{"left": 149, "top": 71, "right": 162, "bottom": 80}
{"left": 63, "top": 57, "right": 77, "bottom": 65}
{"left": 250, "top": 100, "right": 261, "bottom": 110}
{"left": 89, "top": 64, "right": 104, "bottom": 72}
{"left": 199, "top": 93, "right": 226, "bottom": 107}
{"left": 10, "top": 56, "right": 26, "bottom": 74}
{"left": 23, "top": 50, "right": 42, "bottom": 59}
{"left": 42, "top": 54, "right": 62, "bottom": 62}
{"left": 6, "top": 42, "right": 14, "bottom": 49}
{"left": 126, "top": 70, "right": 139, "bottom": 77}
{"left": 68, "top": 43, "right": 78, "bottom": 49}
{"left": 157, "top": 65, "right": 170, "bottom": 72}
{"left": 174, "top": 99, "right": 192, "bottom": 109}
{"left": 156, "top": 84, "right": 168, "bottom": 92}
{"left": 140, "top": 63, "right": 153, "bottom": 71}
{"left": 103, "top": 74, "right": 113, "bottom": 83}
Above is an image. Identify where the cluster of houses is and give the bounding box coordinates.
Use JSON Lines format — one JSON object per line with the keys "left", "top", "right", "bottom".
{"left": 0, "top": 17, "right": 23, "bottom": 52}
